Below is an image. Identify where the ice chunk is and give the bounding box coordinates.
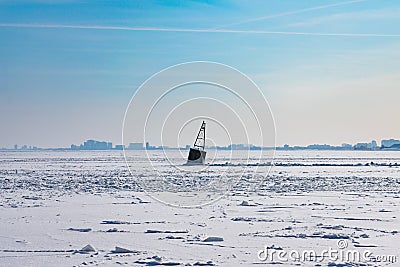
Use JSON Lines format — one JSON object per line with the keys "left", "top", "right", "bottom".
{"left": 112, "top": 246, "right": 134, "bottom": 253}
{"left": 80, "top": 244, "right": 96, "bottom": 253}
{"left": 202, "top": 236, "right": 224, "bottom": 242}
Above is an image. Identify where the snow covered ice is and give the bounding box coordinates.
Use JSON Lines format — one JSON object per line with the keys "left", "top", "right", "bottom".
{"left": 0, "top": 150, "right": 399, "bottom": 266}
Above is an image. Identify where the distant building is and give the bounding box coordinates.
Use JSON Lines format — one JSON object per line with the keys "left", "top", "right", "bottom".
{"left": 250, "top": 144, "right": 262, "bottom": 150}
{"left": 128, "top": 142, "right": 144, "bottom": 150}
{"left": 388, "top": 144, "right": 400, "bottom": 150}
{"left": 228, "top": 144, "right": 250, "bottom": 150}
{"left": 114, "top": 145, "right": 124, "bottom": 150}
{"left": 14, "top": 144, "right": 18, "bottom": 150}
{"left": 354, "top": 140, "right": 378, "bottom": 150}
{"left": 371, "top": 140, "right": 378, "bottom": 149}
{"left": 83, "top": 140, "right": 95, "bottom": 150}
{"left": 71, "top": 144, "right": 79, "bottom": 150}
{"left": 307, "top": 144, "right": 333, "bottom": 150}
{"left": 381, "top": 139, "right": 400, "bottom": 148}
{"left": 341, "top": 143, "right": 353, "bottom": 149}
{"left": 71, "top": 140, "right": 113, "bottom": 150}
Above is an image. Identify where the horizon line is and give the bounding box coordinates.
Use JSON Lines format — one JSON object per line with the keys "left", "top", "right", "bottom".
{"left": 3, "top": 138, "right": 400, "bottom": 150}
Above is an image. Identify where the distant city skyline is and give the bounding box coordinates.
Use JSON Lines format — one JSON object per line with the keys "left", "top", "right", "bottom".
{"left": 3, "top": 138, "right": 400, "bottom": 151}
{"left": 1, "top": 1, "right": 400, "bottom": 148}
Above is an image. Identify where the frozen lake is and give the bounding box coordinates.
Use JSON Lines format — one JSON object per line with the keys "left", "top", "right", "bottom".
{"left": 0, "top": 150, "right": 399, "bottom": 266}
{"left": 1, "top": 150, "right": 399, "bottom": 195}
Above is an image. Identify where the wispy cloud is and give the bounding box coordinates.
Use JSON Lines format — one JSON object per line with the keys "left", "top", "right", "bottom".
{"left": 288, "top": 7, "right": 400, "bottom": 28}
{"left": 214, "top": 0, "right": 368, "bottom": 29}
{"left": 0, "top": 23, "right": 400, "bottom": 37}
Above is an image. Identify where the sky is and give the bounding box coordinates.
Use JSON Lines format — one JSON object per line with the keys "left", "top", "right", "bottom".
{"left": 1, "top": 0, "right": 400, "bottom": 148}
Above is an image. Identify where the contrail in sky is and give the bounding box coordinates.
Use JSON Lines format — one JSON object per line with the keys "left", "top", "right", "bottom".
{"left": 0, "top": 23, "right": 399, "bottom": 37}
{"left": 214, "top": 0, "right": 368, "bottom": 29}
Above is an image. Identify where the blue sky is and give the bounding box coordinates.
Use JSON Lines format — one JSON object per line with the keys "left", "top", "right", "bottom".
{"left": 1, "top": 0, "right": 400, "bottom": 148}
